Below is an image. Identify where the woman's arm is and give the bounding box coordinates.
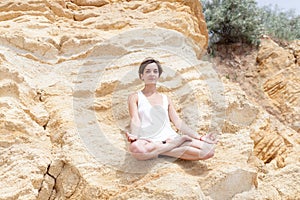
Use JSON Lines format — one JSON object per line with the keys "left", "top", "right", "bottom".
{"left": 128, "top": 93, "right": 141, "bottom": 137}
{"left": 167, "top": 96, "right": 202, "bottom": 140}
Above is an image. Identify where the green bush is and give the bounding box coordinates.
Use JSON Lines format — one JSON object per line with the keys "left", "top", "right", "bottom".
{"left": 201, "top": 0, "right": 263, "bottom": 45}
{"left": 201, "top": 0, "right": 300, "bottom": 46}
{"left": 259, "top": 5, "right": 300, "bottom": 41}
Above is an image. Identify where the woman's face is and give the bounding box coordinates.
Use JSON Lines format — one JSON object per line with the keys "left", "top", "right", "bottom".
{"left": 140, "top": 62, "right": 160, "bottom": 84}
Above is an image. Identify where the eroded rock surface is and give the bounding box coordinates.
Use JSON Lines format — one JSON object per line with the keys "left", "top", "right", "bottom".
{"left": 0, "top": 0, "right": 299, "bottom": 199}
{"left": 257, "top": 39, "right": 300, "bottom": 133}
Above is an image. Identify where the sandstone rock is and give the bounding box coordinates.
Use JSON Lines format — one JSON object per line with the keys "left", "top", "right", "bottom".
{"left": 71, "top": 0, "right": 109, "bottom": 7}
{"left": 0, "top": 64, "right": 52, "bottom": 199}
{"left": 289, "top": 40, "right": 300, "bottom": 65}
{"left": 37, "top": 174, "right": 56, "bottom": 200}
{"left": 0, "top": 0, "right": 208, "bottom": 62}
{"left": 0, "top": 0, "right": 299, "bottom": 200}
{"left": 257, "top": 38, "right": 300, "bottom": 133}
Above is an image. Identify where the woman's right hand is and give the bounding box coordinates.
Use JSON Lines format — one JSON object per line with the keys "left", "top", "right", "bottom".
{"left": 126, "top": 132, "right": 138, "bottom": 143}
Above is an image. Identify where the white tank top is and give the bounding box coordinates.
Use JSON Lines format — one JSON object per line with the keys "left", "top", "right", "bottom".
{"left": 137, "top": 91, "right": 179, "bottom": 141}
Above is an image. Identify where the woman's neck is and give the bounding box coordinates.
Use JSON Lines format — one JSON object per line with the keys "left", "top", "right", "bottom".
{"left": 142, "top": 84, "right": 157, "bottom": 95}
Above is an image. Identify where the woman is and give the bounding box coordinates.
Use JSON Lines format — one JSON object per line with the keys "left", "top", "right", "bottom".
{"left": 126, "top": 57, "right": 217, "bottom": 161}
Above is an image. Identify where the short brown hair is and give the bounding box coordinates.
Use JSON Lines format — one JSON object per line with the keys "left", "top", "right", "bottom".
{"left": 138, "top": 57, "right": 163, "bottom": 79}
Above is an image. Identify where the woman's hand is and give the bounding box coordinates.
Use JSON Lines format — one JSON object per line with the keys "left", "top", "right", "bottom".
{"left": 126, "top": 132, "right": 138, "bottom": 143}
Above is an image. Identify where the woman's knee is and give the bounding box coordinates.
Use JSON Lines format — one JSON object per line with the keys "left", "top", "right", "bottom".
{"left": 188, "top": 141, "right": 215, "bottom": 160}
{"left": 200, "top": 149, "right": 215, "bottom": 160}
{"left": 129, "top": 142, "right": 146, "bottom": 154}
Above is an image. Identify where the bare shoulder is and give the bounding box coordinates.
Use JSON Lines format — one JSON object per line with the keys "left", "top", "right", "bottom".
{"left": 160, "top": 93, "right": 174, "bottom": 107}
{"left": 128, "top": 92, "right": 138, "bottom": 102}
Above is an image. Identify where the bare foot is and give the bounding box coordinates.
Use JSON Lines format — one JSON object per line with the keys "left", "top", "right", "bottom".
{"left": 200, "top": 133, "right": 218, "bottom": 144}
{"left": 168, "top": 135, "right": 192, "bottom": 146}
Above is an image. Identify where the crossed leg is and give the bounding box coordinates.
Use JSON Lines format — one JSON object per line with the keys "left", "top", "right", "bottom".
{"left": 127, "top": 133, "right": 217, "bottom": 161}
{"left": 128, "top": 135, "right": 191, "bottom": 160}
{"left": 161, "top": 137, "right": 216, "bottom": 160}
